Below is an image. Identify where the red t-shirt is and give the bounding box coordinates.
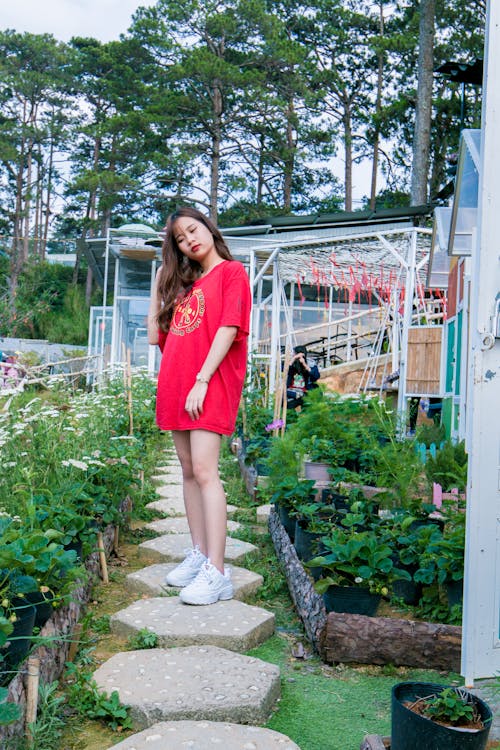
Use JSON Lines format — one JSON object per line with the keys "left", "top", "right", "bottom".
{"left": 156, "top": 260, "right": 251, "bottom": 436}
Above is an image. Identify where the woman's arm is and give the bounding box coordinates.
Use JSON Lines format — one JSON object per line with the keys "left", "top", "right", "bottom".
{"left": 184, "top": 325, "right": 238, "bottom": 421}
{"left": 147, "top": 267, "right": 162, "bottom": 345}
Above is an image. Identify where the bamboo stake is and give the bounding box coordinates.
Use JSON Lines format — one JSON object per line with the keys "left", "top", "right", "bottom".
{"left": 97, "top": 531, "right": 109, "bottom": 584}
{"left": 25, "top": 656, "right": 40, "bottom": 739}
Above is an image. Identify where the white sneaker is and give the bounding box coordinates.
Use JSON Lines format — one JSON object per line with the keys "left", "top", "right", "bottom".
{"left": 165, "top": 546, "right": 207, "bottom": 587}
{"left": 179, "top": 561, "right": 233, "bottom": 605}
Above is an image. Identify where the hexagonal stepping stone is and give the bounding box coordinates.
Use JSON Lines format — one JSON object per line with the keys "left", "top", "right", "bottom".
{"left": 152, "top": 474, "right": 181, "bottom": 485}
{"left": 138, "top": 533, "right": 257, "bottom": 564}
{"left": 145, "top": 517, "right": 241, "bottom": 535}
{"left": 126, "top": 563, "right": 263, "bottom": 601}
{"left": 256, "top": 504, "right": 272, "bottom": 524}
{"left": 105, "top": 720, "right": 301, "bottom": 749}
{"left": 93, "top": 646, "right": 280, "bottom": 729}
{"left": 146, "top": 496, "right": 186, "bottom": 517}
{"left": 110, "top": 597, "right": 274, "bottom": 651}
{"left": 155, "top": 485, "right": 183, "bottom": 498}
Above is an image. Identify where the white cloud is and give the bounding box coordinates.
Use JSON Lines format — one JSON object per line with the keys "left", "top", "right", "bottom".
{"left": 1, "top": 0, "right": 157, "bottom": 43}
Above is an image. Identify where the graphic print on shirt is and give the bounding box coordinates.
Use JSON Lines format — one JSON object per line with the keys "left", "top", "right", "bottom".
{"left": 170, "top": 288, "right": 206, "bottom": 336}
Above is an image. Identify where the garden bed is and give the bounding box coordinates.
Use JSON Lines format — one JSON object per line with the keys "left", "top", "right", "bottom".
{"left": 1, "top": 522, "right": 117, "bottom": 744}
{"left": 268, "top": 507, "right": 462, "bottom": 671}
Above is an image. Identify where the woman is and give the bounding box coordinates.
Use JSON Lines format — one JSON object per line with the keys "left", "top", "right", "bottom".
{"left": 147, "top": 207, "right": 251, "bottom": 605}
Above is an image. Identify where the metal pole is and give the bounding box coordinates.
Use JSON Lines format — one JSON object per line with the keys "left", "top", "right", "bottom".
{"left": 269, "top": 257, "right": 281, "bottom": 394}
{"left": 101, "top": 229, "right": 111, "bottom": 371}
{"left": 110, "top": 257, "right": 120, "bottom": 368}
{"left": 462, "top": 0, "right": 500, "bottom": 682}
{"left": 147, "top": 260, "right": 157, "bottom": 376}
{"left": 396, "top": 229, "right": 418, "bottom": 433}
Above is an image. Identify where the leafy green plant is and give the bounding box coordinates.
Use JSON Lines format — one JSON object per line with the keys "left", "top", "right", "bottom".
{"left": 425, "top": 440, "right": 468, "bottom": 492}
{"left": 65, "top": 662, "right": 132, "bottom": 731}
{"left": 24, "top": 680, "right": 65, "bottom": 747}
{"left": 127, "top": 628, "right": 159, "bottom": 650}
{"left": 309, "top": 527, "right": 396, "bottom": 595}
{"left": 0, "top": 685, "right": 21, "bottom": 726}
{"left": 416, "top": 687, "right": 480, "bottom": 726}
{"left": 269, "top": 478, "right": 317, "bottom": 513}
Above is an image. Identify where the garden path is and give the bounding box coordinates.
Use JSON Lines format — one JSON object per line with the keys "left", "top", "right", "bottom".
{"left": 94, "top": 448, "right": 300, "bottom": 750}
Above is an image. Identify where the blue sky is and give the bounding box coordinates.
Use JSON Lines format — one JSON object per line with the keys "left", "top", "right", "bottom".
{"left": 2, "top": 0, "right": 156, "bottom": 42}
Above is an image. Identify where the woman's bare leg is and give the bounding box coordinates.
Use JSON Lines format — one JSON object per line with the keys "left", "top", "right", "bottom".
{"left": 171, "top": 430, "right": 207, "bottom": 555}
{"left": 190, "top": 429, "right": 226, "bottom": 573}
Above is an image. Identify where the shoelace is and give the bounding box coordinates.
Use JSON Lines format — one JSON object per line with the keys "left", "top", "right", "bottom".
{"left": 179, "top": 547, "right": 200, "bottom": 567}
{"left": 194, "top": 562, "right": 217, "bottom": 585}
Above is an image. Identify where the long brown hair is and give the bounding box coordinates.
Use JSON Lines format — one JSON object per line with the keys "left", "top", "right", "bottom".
{"left": 156, "top": 206, "right": 234, "bottom": 332}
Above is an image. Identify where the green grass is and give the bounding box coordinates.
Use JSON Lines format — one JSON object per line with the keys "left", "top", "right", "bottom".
{"left": 247, "top": 636, "right": 461, "bottom": 750}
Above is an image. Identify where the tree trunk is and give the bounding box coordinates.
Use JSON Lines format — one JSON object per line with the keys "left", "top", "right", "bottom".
{"left": 343, "top": 101, "right": 353, "bottom": 212}
{"left": 410, "top": 0, "right": 436, "bottom": 206}
{"left": 320, "top": 611, "right": 461, "bottom": 671}
{"left": 369, "top": 4, "right": 385, "bottom": 210}
{"left": 283, "top": 97, "right": 296, "bottom": 211}
{"left": 210, "top": 78, "right": 223, "bottom": 221}
{"left": 257, "top": 132, "right": 265, "bottom": 205}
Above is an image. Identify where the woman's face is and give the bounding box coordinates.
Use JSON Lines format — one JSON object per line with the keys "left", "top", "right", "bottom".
{"left": 172, "top": 216, "right": 217, "bottom": 263}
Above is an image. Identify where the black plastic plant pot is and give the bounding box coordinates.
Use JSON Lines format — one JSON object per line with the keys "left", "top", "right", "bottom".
{"left": 64, "top": 536, "right": 84, "bottom": 561}
{"left": 445, "top": 579, "right": 463, "bottom": 608}
{"left": 278, "top": 505, "right": 296, "bottom": 542}
{"left": 392, "top": 577, "right": 423, "bottom": 606}
{"left": 293, "top": 520, "right": 321, "bottom": 562}
{"left": 391, "top": 682, "right": 492, "bottom": 750}
{"left": 322, "top": 585, "right": 381, "bottom": 616}
{"left": 0, "top": 599, "right": 36, "bottom": 685}
{"left": 24, "top": 590, "right": 54, "bottom": 629}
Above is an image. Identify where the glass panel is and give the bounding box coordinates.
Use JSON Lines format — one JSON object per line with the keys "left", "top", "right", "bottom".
{"left": 117, "top": 258, "right": 154, "bottom": 296}
{"left": 448, "top": 129, "right": 481, "bottom": 256}
{"left": 445, "top": 319, "right": 455, "bottom": 392}
{"left": 116, "top": 299, "right": 150, "bottom": 366}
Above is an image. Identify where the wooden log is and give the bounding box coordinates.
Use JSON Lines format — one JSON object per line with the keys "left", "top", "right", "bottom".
{"left": 320, "top": 611, "right": 461, "bottom": 672}
{"left": 269, "top": 508, "right": 327, "bottom": 651}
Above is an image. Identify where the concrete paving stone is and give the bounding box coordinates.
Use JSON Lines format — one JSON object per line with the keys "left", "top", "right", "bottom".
{"left": 154, "top": 474, "right": 183, "bottom": 487}
{"left": 256, "top": 504, "right": 272, "bottom": 524}
{"left": 155, "top": 485, "right": 183, "bottom": 499}
{"left": 93, "top": 646, "right": 281, "bottom": 729}
{"left": 145, "top": 496, "right": 186, "bottom": 517}
{"left": 145, "top": 497, "right": 238, "bottom": 519}
{"left": 105, "top": 720, "right": 301, "bottom": 749}
{"left": 126, "top": 563, "right": 263, "bottom": 601}
{"left": 138, "top": 533, "right": 257, "bottom": 564}
{"left": 110, "top": 596, "right": 275, "bottom": 652}
{"left": 145, "top": 517, "right": 242, "bottom": 535}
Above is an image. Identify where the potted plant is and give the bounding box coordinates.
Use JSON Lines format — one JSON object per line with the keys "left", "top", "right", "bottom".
{"left": 308, "top": 526, "right": 396, "bottom": 616}
{"left": 270, "top": 478, "right": 317, "bottom": 541}
{"left": 391, "top": 682, "right": 492, "bottom": 750}
{"left": 293, "top": 499, "right": 336, "bottom": 561}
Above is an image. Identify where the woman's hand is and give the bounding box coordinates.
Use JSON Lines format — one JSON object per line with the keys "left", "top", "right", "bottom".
{"left": 185, "top": 381, "right": 209, "bottom": 420}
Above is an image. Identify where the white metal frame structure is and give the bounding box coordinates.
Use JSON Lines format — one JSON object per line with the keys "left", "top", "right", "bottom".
{"left": 235, "top": 227, "right": 435, "bottom": 429}
{"left": 462, "top": 2, "right": 500, "bottom": 682}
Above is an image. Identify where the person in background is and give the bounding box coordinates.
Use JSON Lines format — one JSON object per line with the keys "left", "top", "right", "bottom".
{"left": 147, "top": 206, "right": 251, "bottom": 605}
{"left": 286, "top": 345, "right": 320, "bottom": 409}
